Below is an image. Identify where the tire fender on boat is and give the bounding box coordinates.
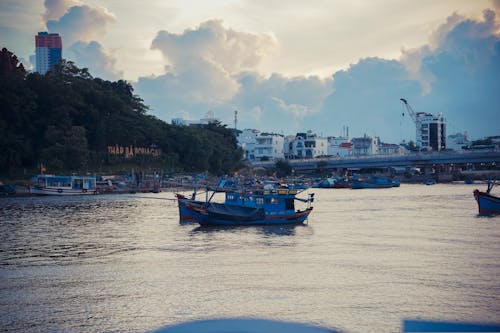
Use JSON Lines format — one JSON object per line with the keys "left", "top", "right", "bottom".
{"left": 82, "top": 189, "right": 87, "bottom": 193}
{"left": 57, "top": 189, "right": 63, "bottom": 193}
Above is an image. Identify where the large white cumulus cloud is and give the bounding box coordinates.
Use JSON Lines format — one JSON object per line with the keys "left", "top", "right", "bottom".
{"left": 309, "top": 9, "right": 500, "bottom": 142}
{"left": 46, "top": 3, "right": 115, "bottom": 45}
{"left": 137, "top": 11, "right": 499, "bottom": 142}
{"left": 42, "top": 0, "right": 120, "bottom": 80}
{"left": 136, "top": 20, "right": 332, "bottom": 131}
{"left": 66, "top": 41, "right": 123, "bottom": 80}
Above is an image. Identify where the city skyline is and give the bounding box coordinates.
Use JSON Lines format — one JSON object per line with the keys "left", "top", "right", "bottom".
{"left": 1, "top": 0, "right": 499, "bottom": 142}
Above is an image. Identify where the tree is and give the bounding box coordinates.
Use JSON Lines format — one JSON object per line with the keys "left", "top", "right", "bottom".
{"left": 0, "top": 47, "right": 26, "bottom": 76}
{"left": 0, "top": 50, "right": 244, "bottom": 177}
{"left": 275, "top": 160, "right": 292, "bottom": 178}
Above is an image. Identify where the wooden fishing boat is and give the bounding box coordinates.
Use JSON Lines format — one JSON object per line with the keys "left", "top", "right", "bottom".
{"left": 473, "top": 180, "right": 500, "bottom": 215}
{"left": 176, "top": 193, "right": 205, "bottom": 221}
{"left": 187, "top": 188, "right": 314, "bottom": 226}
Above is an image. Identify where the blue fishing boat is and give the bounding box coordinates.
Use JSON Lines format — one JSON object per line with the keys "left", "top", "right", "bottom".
{"left": 316, "top": 177, "right": 351, "bottom": 188}
{"left": 187, "top": 188, "right": 314, "bottom": 226}
{"left": 351, "top": 176, "right": 393, "bottom": 189}
{"left": 176, "top": 193, "right": 205, "bottom": 221}
{"left": 175, "top": 176, "right": 238, "bottom": 222}
{"left": 473, "top": 180, "right": 500, "bottom": 215}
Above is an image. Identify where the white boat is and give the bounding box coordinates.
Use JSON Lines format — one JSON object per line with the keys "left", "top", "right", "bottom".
{"left": 30, "top": 174, "right": 98, "bottom": 195}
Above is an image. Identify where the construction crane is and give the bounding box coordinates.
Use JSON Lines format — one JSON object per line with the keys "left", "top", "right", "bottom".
{"left": 400, "top": 98, "right": 419, "bottom": 122}
{"left": 399, "top": 98, "right": 447, "bottom": 151}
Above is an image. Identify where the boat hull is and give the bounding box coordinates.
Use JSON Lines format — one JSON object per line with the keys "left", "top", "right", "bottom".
{"left": 192, "top": 207, "right": 313, "bottom": 226}
{"left": 351, "top": 182, "right": 392, "bottom": 189}
{"left": 176, "top": 194, "right": 205, "bottom": 221}
{"left": 30, "top": 187, "right": 97, "bottom": 195}
{"left": 473, "top": 189, "right": 500, "bottom": 215}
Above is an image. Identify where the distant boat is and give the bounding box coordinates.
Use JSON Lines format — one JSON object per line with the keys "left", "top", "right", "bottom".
{"left": 473, "top": 180, "right": 500, "bottom": 215}
{"left": 351, "top": 176, "right": 393, "bottom": 189}
{"left": 187, "top": 188, "right": 314, "bottom": 226}
{"left": 316, "top": 177, "right": 351, "bottom": 189}
{"left": 425, "top": 179, "right": 437, "bottom": 185}
{"left": 30, "top": 174, "right": 98, "bottom": 195}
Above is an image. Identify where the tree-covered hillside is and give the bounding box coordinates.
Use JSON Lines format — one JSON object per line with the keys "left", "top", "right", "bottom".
{"left": 0, "top": 48, "right": 243, "bottom": 178}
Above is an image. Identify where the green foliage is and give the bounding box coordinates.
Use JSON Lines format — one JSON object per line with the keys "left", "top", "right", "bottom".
{"left": 275, "top": 160, "right": 292, "bottom": 178}
{"left": 0, "top": 49, "right": 243, "bottom": 177}
{"left": 402, "top": 140, "right": 418, "bottom": 151}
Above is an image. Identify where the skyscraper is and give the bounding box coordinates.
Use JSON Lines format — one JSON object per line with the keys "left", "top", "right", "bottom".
{"left": 35, "top": 32, "right": 62, "bottom": 74}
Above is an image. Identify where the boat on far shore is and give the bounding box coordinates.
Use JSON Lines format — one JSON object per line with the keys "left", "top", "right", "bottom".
{"left": 351, "top": 176, "right": 395, "bottom": 189}
{"left": 473, "top": 179, "right": 500, "bottom": 215}
{"left": 29, "top": 174, "right": 98, "bottom": 195}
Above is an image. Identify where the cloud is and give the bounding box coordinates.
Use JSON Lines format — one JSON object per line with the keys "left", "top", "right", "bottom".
{"left": 309, "top": 57, "right": 420, "bottom": 140}
{"left": 40, "top": 1, "right": 121, "bottom": 80}
{"left": 136, "top": 20, "right": 276, "bottom": 116}
{"left": 66, "top": 41, "right": 123, "bottom": 80}
{"left": 46, "top": 4, "right": 115, "bottom": 45}
{"left": 135, "top": 20, "right": 332, "bottom": 133}
{"left": 231, "top": 72, "right": 332, "bottom": 132}
{"left": 136, "top": 11, "right": 499, "bottom": 143}
{"left": 43, "top": 0, "right": 75, "bottom": 22}
{"left": 152, "top": 19, "right": 277, "bottom": 74}
{"left": 416, "top": 9, "right": 500, "bottom": 138}
{"left": 314, "top": 9, "right": 500, "bottom": 142}
{"left": 143, "top": 20, "right": 277, "bottom": 105}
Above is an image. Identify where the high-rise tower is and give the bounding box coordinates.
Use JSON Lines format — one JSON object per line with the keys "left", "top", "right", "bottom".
{"left": 400, "top": 98, "right": 446, "bottom": 151}
{"left": 35, "top": 32, "right": 62, "bottom": 74}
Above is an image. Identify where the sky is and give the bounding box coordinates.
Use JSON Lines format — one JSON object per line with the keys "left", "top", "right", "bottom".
{"left": 1, "top": 0, "right": 499, "bottom": 143}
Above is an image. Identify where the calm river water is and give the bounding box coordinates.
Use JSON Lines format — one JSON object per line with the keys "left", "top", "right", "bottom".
{"left": 1, "top": 184, "right": 499, "bottom": 333}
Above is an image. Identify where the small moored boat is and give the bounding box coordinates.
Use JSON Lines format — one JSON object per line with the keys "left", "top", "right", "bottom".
{"left": 473, "top": 180, "right": 500, "bottom": 215}
{"left": 30, "top": 174, "right": 98, "bottom": 195}
{"left": 351, "top": 176, "right": 394, "bottom": 189}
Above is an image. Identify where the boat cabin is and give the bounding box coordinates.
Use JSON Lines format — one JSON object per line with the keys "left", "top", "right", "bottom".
{"left": 34, "top": 175, "right": 97, "bottom": 191}
{"left": 224, "top": 189, "right": 299, "bottom": 215}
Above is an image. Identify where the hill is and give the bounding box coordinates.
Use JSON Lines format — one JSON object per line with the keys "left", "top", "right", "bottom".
{"left": 0, "top": 47, "right": 243, "bottom": 178}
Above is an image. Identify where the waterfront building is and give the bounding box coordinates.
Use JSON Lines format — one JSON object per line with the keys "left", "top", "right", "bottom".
{"left": 286, "top": 131, "right": 327, "bottom": 159}
{"left": 447, "top": 132, "right": 470, "bottom": 151}
{"left": 352, "top": 135, "right": 379, "bottom": 156}
{"left": 237, "top": 129, "right": 259, "bottom": 161}
{"left": 172, "top": 111, "right": 219, "bottom": 127}
{"left": 327, "top": 136, "right": 352, "bottom": 157}
{"left": 35, "top": 32, "right": 62, "bottom": 74}
{"left": 416, "top": 112, "right": 446, "bottom": 151}
{"left": 254, "top": 132, "right": 285, "bottom": 161}
{"left": 378, "top": 143, "right": 405, "bottom": 155}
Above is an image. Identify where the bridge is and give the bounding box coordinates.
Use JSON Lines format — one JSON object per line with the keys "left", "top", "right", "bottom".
{"left": 251, "top": 149, "right": 500, "bottom": 174}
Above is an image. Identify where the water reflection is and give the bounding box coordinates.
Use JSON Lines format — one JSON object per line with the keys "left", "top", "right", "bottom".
{"left": 190, "top": 224, "right": 303, "bottom": 237}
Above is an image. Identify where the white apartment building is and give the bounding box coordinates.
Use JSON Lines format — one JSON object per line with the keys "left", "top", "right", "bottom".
{"left": 237, "top": 129, "right": 259, "bottom": 160}
{"left": 352, "top": 135, "right": 379, "bottom": 156}
{"left": 285, "top": 131, "right": 327, "bottom": 159}
{"left": 378, "top": 143, "right": 405, "bottom": 155}
{"left": 254, "top": 133, "right": 285, "bottom": 161}
{"left": 327, "top": 136, "right": 352, "bottom": 157}
{"left": 415, "top": 113, "right": 446, "bottom": 151}
{"left": 172, "top": 111, "right": 219, "bottom": 126}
